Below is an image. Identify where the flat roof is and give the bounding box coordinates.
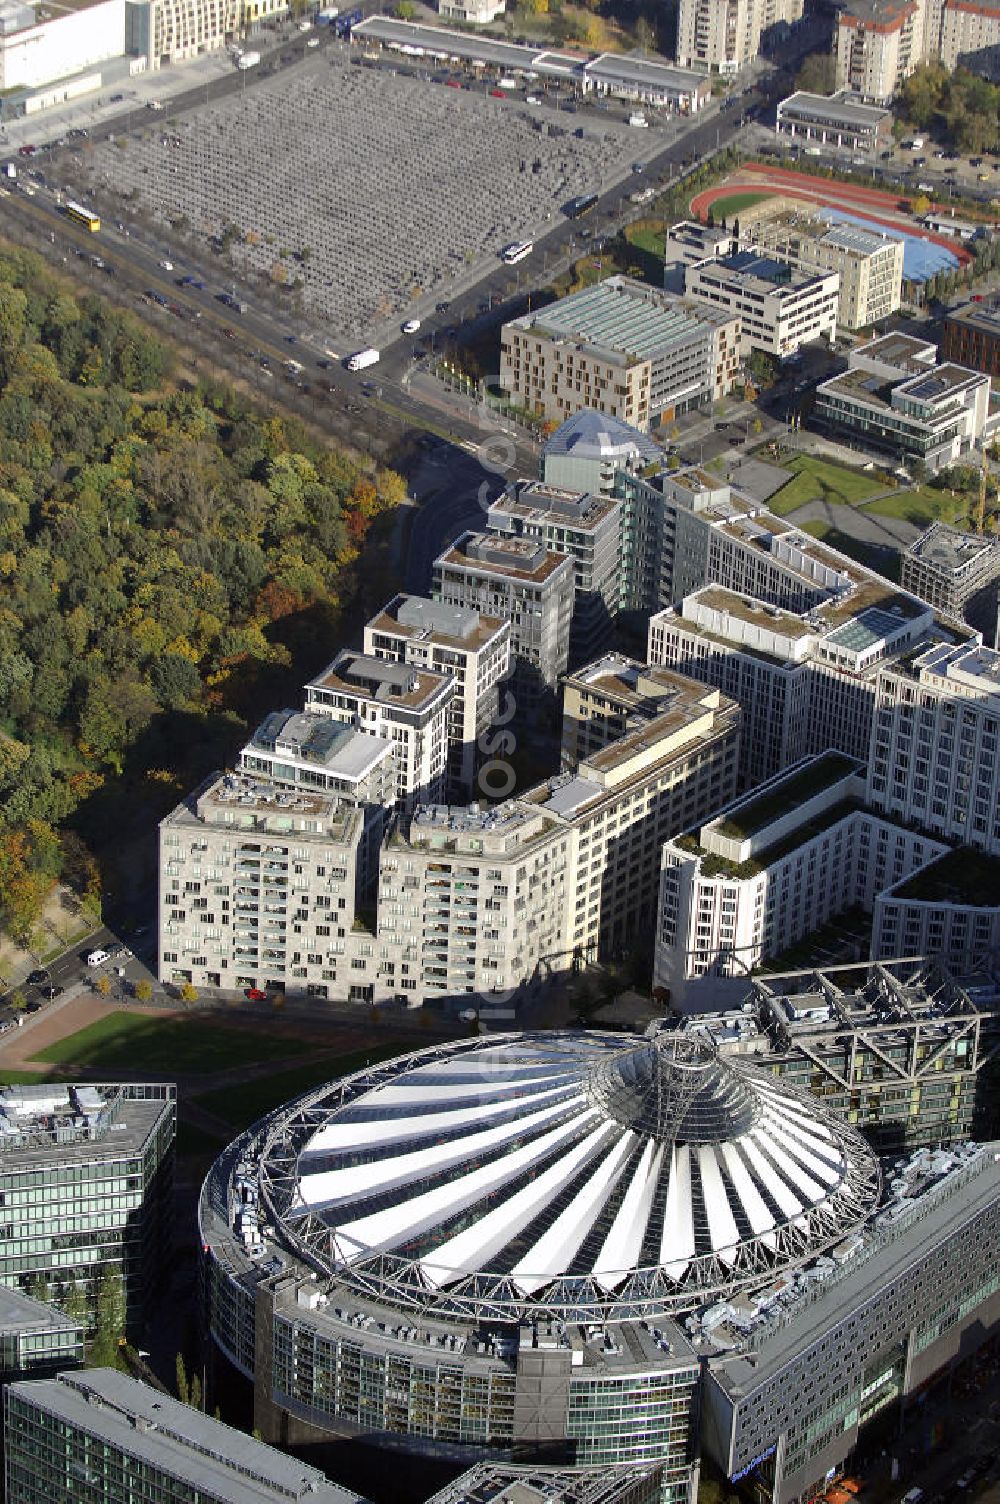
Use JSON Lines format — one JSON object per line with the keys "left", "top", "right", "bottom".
{"left": 352, "top": 16, "right": 557, "bottom": 70}
{"left": 713, "top": 752, "right": 861, "bottom": 840}
{"left": 10, "top": 1370, "right": 361, "bottom": 1504}
{"left": 690, "top": 586, "right": 818, "bottom": 639}
{"left": 249, "top": 711, "right": 392, "bottom": 780}
{"left": 946, "top": 297, "right": 1000, "bottom": 335}
{"left": 0, "top": 1286, "right": 81, "bottom": 1338}
{"left": 907, "top": 520, "right": 1000, "bottom": 572}
{"left": 511, "top": 276, "right": 730, "bottom": 363}
{"left": 494, "top": 481, "right": 619, "bottom": 529}
{"left": 437, "top": 532, "right": 573, "bottom": 584}
{"left": 777, "top": 90, "right": 892, "bottom": 130}
{"left": 0, "top": 1087, "right": 171, "bottom": 1170}
{"left": 310, "top": 651, "right": 452, "bottom": 710}
{"left": 369, "top": 595, "right": 508, "bottom": 653}
{"left": 889, "top": 846, "right": 1000, "bottom": 906}
{"left": 584, "top": 51, "right": 707, "bottom": 93}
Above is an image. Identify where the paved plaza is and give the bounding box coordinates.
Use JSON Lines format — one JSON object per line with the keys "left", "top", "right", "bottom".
{"left": 78, "top": 60, "right": 640, "bottom": 343}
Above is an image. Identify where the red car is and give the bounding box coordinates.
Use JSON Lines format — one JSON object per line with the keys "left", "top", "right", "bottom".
{"left": 490, "top": 88, "right": 504, "bottom": 97}
{"left": 17, "top": 145, "right": 36, "bottom": 157}
{"left": 446, "top": 79, "right": 461, "bottom": 88}
{"left": 244, "top": 987, "right": 267, "bottom": 1001}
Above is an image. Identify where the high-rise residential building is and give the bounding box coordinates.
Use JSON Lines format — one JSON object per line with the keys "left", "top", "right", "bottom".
{"left": 683, "top": 251, "right": 839, "bottom": 359}
{"left": 738, "top": 210, "right": 904, "bottom": 331}
{"left": 560, "top": 654, "right": 693, "bottom": 768}
{"left": 902, "top": 520, "right": 1000, "bottom": 643}
{"left": 4, "top": 1369, "right": 364, "bottom": 1504}
{"left": 304, "top": 649, "right": 453, "bottom": 810}
{"left": 674, "top": 0, "right": 804, "bottom": 74}
{"left": 834, "top": 0, "right": 926, "bottom": 102}
{"left": 363, "top": 594, "right": 511, "bottom": 798}
{"left": 873, "top": 845, "right": 1000, "bottom": 968}
{"left": 500, "top": 276, "right": 740, "bottom": 432}
{"left": 540, "top": 409, "right": 663, "bottom": 496}
{"left": 654, "top": 752, "right": 948, "bottom": 1010}
{"left": 432, "top": 531, "right": 576, "bottom": 712}
{"left": 774, "top": 90, "right": 893, "bottom": 151}
{"left": 0, "top": 1085, "right": 174, "bottom": 1326}
{"left": 814, "top": 334, "right": 994, "bottom": 471}
{"left": 867, "top": 639, "right": 1000, "bottom": 853}
{"left": 648, "top": 575, "right": 945, "bottom": 788}
{"left": 159, "top": 771, "right": 367, "bottom": 996}
{"left": 0, "top": 1288, "right": 83, "bottom": 1383}
{"left": 487, "top": 481, "right": 622, "bottom": 662}
{"left": 679, "top": 956, "right": 1000, "bottom": 1151}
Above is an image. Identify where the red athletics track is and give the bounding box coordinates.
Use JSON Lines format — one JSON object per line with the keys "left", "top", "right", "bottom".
{"left": 689, "top": 164, "right": 979, "bottom": 267}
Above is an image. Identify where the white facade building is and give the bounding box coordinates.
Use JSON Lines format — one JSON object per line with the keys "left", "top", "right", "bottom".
{"left": 304, "top": 650, "right": 453, "bottom": 812}
{"left": 363, "top": 594, "right": 510, "bottom": 799}
{"left": 873, "top": 846, "right": 1000, "bottom": 969}
{"left": 684, "top": 250, "right": 839, "bottom": 359}
{"left": 0, "top": 0, "right": 124, "bottom": 96}
{"left": 675, "top": 0, "right": 804, "bottom": 74}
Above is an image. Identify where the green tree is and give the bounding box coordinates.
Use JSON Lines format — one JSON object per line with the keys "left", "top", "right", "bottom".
{"left": 795, "top": 52, "right": 835, "bottom": 93}
{"left": 89, "top": 1268, "right": 126, "bottom": 1367}
{"left": 176, "top": 1351, "right": 190, "bottom": 1405}
{"left": 62, "top": 1281, "right": 90, "bottom": 1330}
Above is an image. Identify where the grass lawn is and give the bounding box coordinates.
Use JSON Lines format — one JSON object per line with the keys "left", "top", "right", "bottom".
{"left": 201, "top": 1042, "right": 408, "bottom": 1131}
{"left": 0, "top": 1068, "right": 58, "bottom": 1084}
{"left": 32, "top": 1014, "right": 297, "bottom": 1074}
{"left": 707, "top": 191, "right": 775, "bottom": 221}
{"left": 626, "top": 223, "right": 666, "bottom": 257}
{"left": 768, "top": 455, "right": 884, "bottom": 515}
{"left": 863, "top": 486, "right": 970, "bottom": 529}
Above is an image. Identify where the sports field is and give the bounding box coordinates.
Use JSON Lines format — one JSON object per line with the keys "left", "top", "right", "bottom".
{"left": 705, "top": 190, "right": 774, "bottom": 220}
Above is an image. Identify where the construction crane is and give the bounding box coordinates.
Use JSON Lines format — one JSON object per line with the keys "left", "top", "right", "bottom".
{"left": 976, "top": 448, "right": 997, "bottom": 536}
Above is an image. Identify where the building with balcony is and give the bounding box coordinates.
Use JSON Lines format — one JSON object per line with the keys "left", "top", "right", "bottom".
{"left": 834, "top": 0, "right": 925, "bottom": 102}
{"left": 675, "top": 0, "right": 805, "bottom": 74}
{"left": 500, "top": 277, "right": 740, "bottom": 432}
{"left": 305, "top": 649, "right": 453, "bottom": 811}
{"left": 683, "top": 251, "right": 839, "bottom": 359}
{"left": 363, "top": 594, "right": 511, "bottom": 799}
{"left": 739, "top": 210, "right": 903, "bottom": 331}
{"left": 0, "top": 1084, "right": 174, "bottom": 1329}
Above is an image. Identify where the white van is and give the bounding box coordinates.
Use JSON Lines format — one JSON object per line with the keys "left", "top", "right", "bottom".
{"left": 902, "top": 1490, "right": 924, "bottom": 1504}
{"left": 86, "top": 948, "right": 111, "bottom": 967}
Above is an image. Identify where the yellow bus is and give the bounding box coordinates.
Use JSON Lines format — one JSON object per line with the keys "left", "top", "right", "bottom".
{"left": 65, "top": 200, "right": 100, "bottom": 233}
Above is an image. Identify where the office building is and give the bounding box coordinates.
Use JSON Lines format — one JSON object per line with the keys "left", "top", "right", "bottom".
{"left": 158, "top": 771, "right": 367, "bottom": 996}
{"left": 540, "top": 409, "right": 663, "bottom": 496}
{"left": 680, "top": 956, "right": 1000, "bottom": 1151}
{"left": 648, "top": 573, "right": 943, "bottom": 788}
{"left": 814, "top": 333, "right": 994, "bottom": 472}
{"left": 663, "top": 222, "right": 735, "bottom": 293}
{"left": 902, "top": 520, "right": 1000, "bottom": 642}
{"left": 867, "top": 639, "right": 1000, "bottom": 853}
{"left": 438, "top": 0, "right": 505, "bottom": 21}
{"left": 305, "top": 648, "right": 453, "bottom": 810}
{"left": 200, "top": 1030, "right": 880, "bottom": 1504}
{"left": 775, "top": 90, "right": 893, "bottom": 151}
{"left": 739, "top": 209, "right": 903, "bottom": 330}
{"left": 4, "top": 1368, "right": 363, "bottom": 1504}
{"left": 432, "top": 531, "right": 576, "bottom": 711}
{"left": 655, "top": 751, "right": 948, "bottom": 1009}
{"left": 675, "top": 0, "right": 804, "bottom": 74}
{"left": 560, "top": 655, "right": 694, "bottom": 767}
{"left": 684, "top": 251, "right": 839, "bottom": 359}
{"left": 873, "top": 845, "right": 1000, "bottom": 967}
{"left": 488, "top": 481, "right": 622, "bottom": 661}
{"left": 363, "top": 594, "right": 511, "bottom": 798}
{"left": 0, "top": 0, "right": 124, "bottom": 106}
{"left": 834, "top": 0, "right": 925, "bottom": 102}
{"left": 0, "top": 1084, "right": 174, "bottom": 1325}
{"left": 0, "top": 1288, "right": 83, "bottom": 1382}
{"left": 942, "top": 295, "right": 1000, "bottom": 378}
{"left": 500, "top": 277, "right": 740, "bottom": 431}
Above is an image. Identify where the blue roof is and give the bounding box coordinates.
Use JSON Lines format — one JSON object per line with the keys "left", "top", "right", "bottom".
{"left": 817, "top": 207, "right": 960, "bottom": 284}
{"left": 542, "top": 408, "right": 663, "bottom": 463}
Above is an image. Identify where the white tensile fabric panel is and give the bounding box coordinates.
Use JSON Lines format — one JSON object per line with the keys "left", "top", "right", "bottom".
{"left": 357, "top": 1068, "right": 577, "bottom": 1110}
{"left": 511, "top": 1129, "right": 636, "bottom": 1296}
{"left": 766, "top": 1105, "right": 844, "bottom": 1167}
{"left": 698, "top": 1145, "right": 741, "bottom": 1264}
{"left": 753, "top": 1127, "right": 826, "bottom": 1204}
{"left": 720, "top": 1142, "right": 776, "bottom": 1246}
{"left": 300, "top": 1093, "right": 588, "bottom": 1208}
{"left": 660, "top": 1144, "right": 695, "bottom": 1280}
{"left": 760, "top": 1109, "right": 842, "bottom": 1186}
{"left": 737, "top": 1134, "right": 803, "bottom": 1218}
{"left": 333, "top": 1108, "right": 599, "bottom": 1263}
{"left": 592, "top": 1139, "right": 665, "bottom": 1290}
{"left": 421, "top": 1120, "right": 617, "bottom": 1289}
{"left": 753, "top": 1084, "right": 836, "bottom": 1140}
{"left": 304, "top": 1081, "right": 577, "bottom": 1155}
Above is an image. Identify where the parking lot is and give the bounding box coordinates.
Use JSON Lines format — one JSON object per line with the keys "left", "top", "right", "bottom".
{"left": 73, "top": 57, "right": 642, "bottom": 345}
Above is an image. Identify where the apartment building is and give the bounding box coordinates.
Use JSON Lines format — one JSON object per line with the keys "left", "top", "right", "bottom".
{"left": 376, "top": 802, "right": 571, "bottom": 1004}
{"left": 539, "top": 408, "right": 663, "bottom": 496}
{"left": 500, "top": 276, "right": 740, "bottom": 431}
{"left": 684, "top": 250, "right": 839, "bottom": 359}
{"left": 432, "top": 531, "right": 576, "bottom": 712}
{"left": 4, "top": 1369, "right": 362, "bottom": 1504}
{"left": 740, "top": 211, "right": 903, "bottom": 330}
{"left": 942, "top": 296, "right": 1000, "bottom": 378}
{"left": 775, "top": 90, "right": 893, "bottom": 151}
{"left": 675, "top": 0, "right": 804, "bottom": 74}
{"left": 655, "top": 752, "right": 948, "bottom": 1010}
{"left": 648, "top": 574, "right": 940, "bottom": 787}
{"left": 814, "top": 333, "right": 994, "bottom": 471}
{"left": 873, "top": 846, "right": 1000, "bottom": 967}
{"left": 236, "top": 709, "right": 395, "bottom": 888}
{"left": 0, "top": 1084, "right": 174, "bottom": 1326}
{"left": 159, "top": 772, "right": 368, "bottom": 997}
{"left": 363, "top": 594, "right": 511, "bottom": 798}
{"left": 304, "top": 649, "right": 453, "bottom": 810}
{"left": 902, "top": 520, "right": 1000, "bottom": 642}
{"left": 867, "top": 639, "right": 1000, "bottom": 854}
{"left": 834, "top": 0, "right": 925, "bottom": 102}
{"left": 939, "top": 0, "right": 1000, "bottom": 69}
{"left": 487, "top": 481, "right": 622, "bottom": 662}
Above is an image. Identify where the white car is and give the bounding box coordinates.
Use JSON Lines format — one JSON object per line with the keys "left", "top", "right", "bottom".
{"left": 158, "top": 258, "right": 173, "bottom": 271}
{"left": 402, "top": 318, "right": 421, "bottom": 334}
{"left": 307, "top": 36, "right": 319, "bottom": 46}
{"left": 86, "top": 948, "right": 111, "bottom": 967}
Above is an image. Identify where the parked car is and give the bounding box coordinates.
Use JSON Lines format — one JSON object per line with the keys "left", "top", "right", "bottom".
{"left": 85, "top": 948, "right": 111, "bottom": 967}
{"left": 27, "top": 969, "right": 48, "bottom": 986}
